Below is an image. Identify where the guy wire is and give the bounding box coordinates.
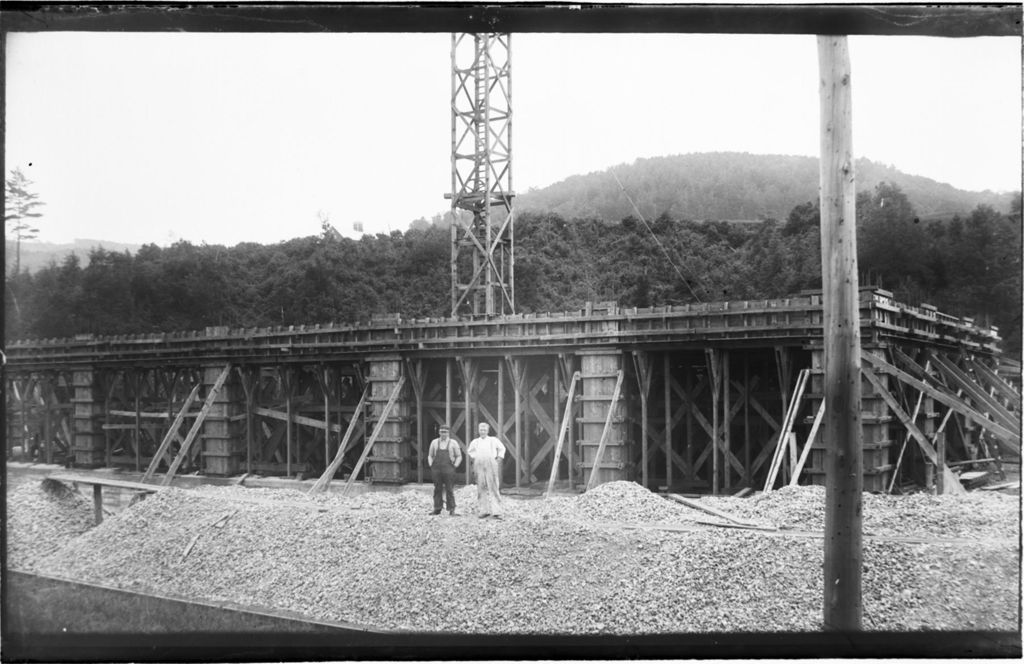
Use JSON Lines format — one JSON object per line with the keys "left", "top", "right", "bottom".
{"left": 610, "top": 170, "right": 704, "bottom": 303}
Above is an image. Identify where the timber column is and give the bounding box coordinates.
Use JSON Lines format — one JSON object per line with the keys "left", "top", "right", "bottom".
{"left": 805, "top": 344, "right": 894, "bottom": 492}
{"left": 71, "top": 366, "right": 105, "bottom": 467}
{"left": 365, "top": 355, "right": 413, "bottom": 483}
{"left": 201, "top": 363, "right": 244, "bottom": 476}
{"left": 577, "top": 349, "right": 629, "bottom": 489}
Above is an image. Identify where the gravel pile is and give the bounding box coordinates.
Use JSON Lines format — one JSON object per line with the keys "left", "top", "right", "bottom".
{"left": 18, "top": 478, "right": 1018, "bottom": 633}
{"left": 700, "top": 485, "right": 1020, "bottom": 539}
{"left": 531, "top": 481, "right": 700, "bottom": 525}
{"left": 6, "top": 480, "right": 95, "bottom": 572}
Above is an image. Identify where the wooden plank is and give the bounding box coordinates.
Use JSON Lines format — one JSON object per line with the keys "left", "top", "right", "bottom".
{"left": 546, "top": 371, "right": 580, "bottom": 497}
{"left": 967, "top": 358, "right": 1020, "bottom": 404}
{"left": 764, "top": 369, "right": 809, "bottom": 491}
{"left": 665, "top": 493, "right": 766, "bottom": 528}
{"left": 930, "top": 353, "right": 1018, "bottom": 434}
{"left": 980, "top": 480, "right": 1020, "bottom": 491}
{"left": 342, "top": 375, "right": 406, "bottom": 496}
{"left": 861, "top": 366, "right": 964, "bottom": 494}
{"left": 140, "top": 382, "right": 202, "bottom": 483}
{"left": 309, "top": 384, "right": 370, "bottom": 493}
{"left": 863, "top": 353, "right": 1018, "bottom": 445}
{"left": 790, "top": 399, "right": 825, "bottom": 486}
{"left": 254, "top": 407, "right": 344, "bottom": 434}
{"left": 48, "top": 473, "right": 167, "bottom": 493}
{"left": 160, "top": 365, "right": 231, "bottom": 486}
{"left": 585, "top": 370, "right": 624, "bottom": 491}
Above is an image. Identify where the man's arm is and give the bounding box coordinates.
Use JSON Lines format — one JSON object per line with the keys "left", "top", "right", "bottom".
{"left": 427, "top": 439, "right": 437, "bottom": 466}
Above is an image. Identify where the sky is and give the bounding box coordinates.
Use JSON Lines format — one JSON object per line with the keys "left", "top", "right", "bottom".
{"left": 5, "top": 31, "right": 1021, "bottom": 247}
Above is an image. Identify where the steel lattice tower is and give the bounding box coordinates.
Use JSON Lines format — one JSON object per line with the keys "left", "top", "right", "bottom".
{"left": 449, "top": 33, "right": 514, "bottom": 317}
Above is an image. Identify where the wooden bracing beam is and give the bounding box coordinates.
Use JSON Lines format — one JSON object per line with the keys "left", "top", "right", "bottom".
{"left": 863, "top": 353, "right": 1018, "bottom": 446}
{"left": 585, "top": 369, "right": 624, "bottom": 491}
{"left": 861, "top": 366, "right": 964, "bottom": 494}
{"left": 141, "top": 382, "right": 202, "bottom": 483}
{"left": 160, "top": 365, "right": 232, "bottom": 486}
{"left": 928, "top": 352, "right": 1018, "bottom": 435}
{"left": 632, "top": 351, "right": 654, "bottom": 489}
{"left": 966, "top": 357, "right": 1021, "bottom": 405}
{"left": 545, "top": 371, "right": 580, "bottom": 496}
{"left": 310, "top": 383, "right": 370, "bottom": 493}
{"left": 342, "top": 375, "right": 406, "bottom": 495}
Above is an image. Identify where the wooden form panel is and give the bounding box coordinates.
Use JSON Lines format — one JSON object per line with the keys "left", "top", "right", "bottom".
{"left": 364, "top": 357, "right": 412, "bottom": 483}
{"left": 578, "top": 350, "right": 628, "bottom": 487}
{"left": 7, "top": 289, "right": 1000, "bottom": 372}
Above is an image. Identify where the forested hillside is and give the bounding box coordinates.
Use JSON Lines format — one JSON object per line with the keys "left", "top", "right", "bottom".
{"left": 516, "top": 153, "right": 1016, "bottom": 224}
{"left": 6, "top": 181, "right": 1020, "bottom": 356}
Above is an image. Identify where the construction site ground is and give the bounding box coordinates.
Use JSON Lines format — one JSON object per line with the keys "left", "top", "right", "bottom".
{"left": 5, "top": 464, "right": 1020, "bottom": 640}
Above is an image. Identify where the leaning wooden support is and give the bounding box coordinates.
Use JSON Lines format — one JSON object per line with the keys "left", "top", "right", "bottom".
{"left": 764, "top": 368, "right": 809, "bottom": 492}
{"left": 545, "top": 371, "right": 580, "bottom": 497}
{"left": 342, "top": 375, "right": 406, "bottom": 496}
{"left": 666, "top": 493, "right": 771, "bottom": 529}
{"left": 790, "top": 399, "right": 825, "bottom": 487}
{"left": 309, "top": 384, "right": 370, "bottom": 493}
{"left": 967, "top": 357, "right": 1021, "bottom": 405}
{"left": 863, "top": 353, "right": 1018, "bottom": 445}
{"left": 585, "top": 369, "right": 624, "bottom": 492}
{"left": 141, "top": 382, "right": 201, "bottom": 483}
{"left": 160, "top": 365, "right": 232, "bottom": 486}
{"left": 861, "top": 366, "right": 964, "bottom": 495}
{"left": 929, "top": 353, "right": 1018, "bottom": 434}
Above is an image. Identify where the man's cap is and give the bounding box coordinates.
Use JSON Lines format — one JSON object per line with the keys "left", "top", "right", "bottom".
{"left": 439, "top": 424, "right": 450, "bottom": 431}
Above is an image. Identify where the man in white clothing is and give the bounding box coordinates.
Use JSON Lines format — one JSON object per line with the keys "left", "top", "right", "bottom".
{"left": 466, "top": 422, "right": 506, "bottom": 518}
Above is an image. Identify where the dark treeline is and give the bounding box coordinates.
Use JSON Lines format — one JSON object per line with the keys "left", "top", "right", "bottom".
{"left": 5, "top": 182, "right": 1021, "bottom": 357}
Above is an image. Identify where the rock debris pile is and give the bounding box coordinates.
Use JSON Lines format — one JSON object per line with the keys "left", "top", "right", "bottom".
{"left": 6, "top": 479, "right": 95, "bottom": 572}
{"left": 7, "top": 476, "right": 1019, "bottom": 633}
{"left": 700, "top": 485, "right": 1019, "bottom": 539}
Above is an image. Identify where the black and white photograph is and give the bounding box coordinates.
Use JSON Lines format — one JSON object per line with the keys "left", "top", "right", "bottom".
{"left": 3, "top": 4, "right": 1021, "bottom": 660}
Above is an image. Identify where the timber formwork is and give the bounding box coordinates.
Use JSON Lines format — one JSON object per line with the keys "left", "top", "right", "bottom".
{"left": 5, "top": 288, "right": 1016, "bottom": 494}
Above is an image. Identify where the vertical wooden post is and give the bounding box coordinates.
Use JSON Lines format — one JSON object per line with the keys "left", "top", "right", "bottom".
{"left": 744, "top": 355, "right": 751, "bottom": 485}
{"left": 819, "top": 34, "right": 863, "bottom": 632}
{"left": 632, "top": 351, "right": 653, "bottom": 490}
{"left": 285, "top": 382, "right": 293, "bottom": 478}
{"left": 723, "top": 350, "right": 731, "bottom": 491}
{"left": 706, "top": 348, "right": 720, "bottom": 495}
{"left": 935, "top": 431, "right": 946, "bottom": 494}
{"left": 323, "top": 368, "right": 331, "bottom": 475}
{"left": 461, "top": 358, "right": 472, "bottom": 486}
{"left": 134, "top": 373, "right": 142, "bottom": 473}
{"left": 664, "top": 354, "right": 672, "bottom": 489}
{"left": 42, "top": 378, "right": 53, "bottom": 465}
{"left": 499, "top": 359, "right": 506, "bottom": 481}
{"left": 93, "top": 484, "right": 103, "bottom": 525}
{"left": 685, "top": 369, "right": 694, "bottom": 485}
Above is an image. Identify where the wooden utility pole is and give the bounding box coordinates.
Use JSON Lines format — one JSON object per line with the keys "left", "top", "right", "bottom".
{"left": 818, "top": 35, "right": 863, "bottom": 631}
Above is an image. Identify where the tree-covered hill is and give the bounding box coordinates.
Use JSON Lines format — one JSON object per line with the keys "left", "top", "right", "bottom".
{"left": 6, "top": 181, "right": 1021, "bottom": 357}
{"left": 516, "top": 153, "right": 1016, "bottom": 223}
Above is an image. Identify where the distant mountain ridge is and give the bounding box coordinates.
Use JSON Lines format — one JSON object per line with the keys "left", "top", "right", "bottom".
{"left": 515, "top": 152, "right": 1016, "bottom": 223}
{"left": 7, "top": 239, "right": 143, "bottom": 274}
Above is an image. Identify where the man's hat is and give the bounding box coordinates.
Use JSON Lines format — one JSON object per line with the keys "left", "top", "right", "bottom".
{"left": 439, "top": 424, "right": 450, "bottom": 431}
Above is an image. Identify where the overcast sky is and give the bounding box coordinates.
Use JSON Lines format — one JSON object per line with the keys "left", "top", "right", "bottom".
{"left": 5, "top": 31, "right": 1021, "bottom": 247}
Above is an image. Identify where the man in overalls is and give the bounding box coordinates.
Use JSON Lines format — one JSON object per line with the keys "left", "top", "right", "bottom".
{"left": 427, "top": 424, "right": 462, "bottom": 515}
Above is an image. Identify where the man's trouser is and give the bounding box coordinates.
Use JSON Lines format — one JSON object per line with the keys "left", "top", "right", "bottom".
{"left": 432, "top": 467, "right": 456, "bottom": 512}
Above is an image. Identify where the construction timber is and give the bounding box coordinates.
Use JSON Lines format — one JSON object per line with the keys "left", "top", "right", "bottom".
{"left": 5, "top": 287, "right": 1017, "bottom": 494}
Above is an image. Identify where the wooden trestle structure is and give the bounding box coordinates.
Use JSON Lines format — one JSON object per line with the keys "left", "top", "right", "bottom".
{"left": 5, "top": 287, "right": 1018, "bottom": 494}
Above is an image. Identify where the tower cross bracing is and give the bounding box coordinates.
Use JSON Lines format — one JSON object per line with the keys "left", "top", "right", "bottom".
{"left": 449, "top": 32, "right": 514, "bottom": 317}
